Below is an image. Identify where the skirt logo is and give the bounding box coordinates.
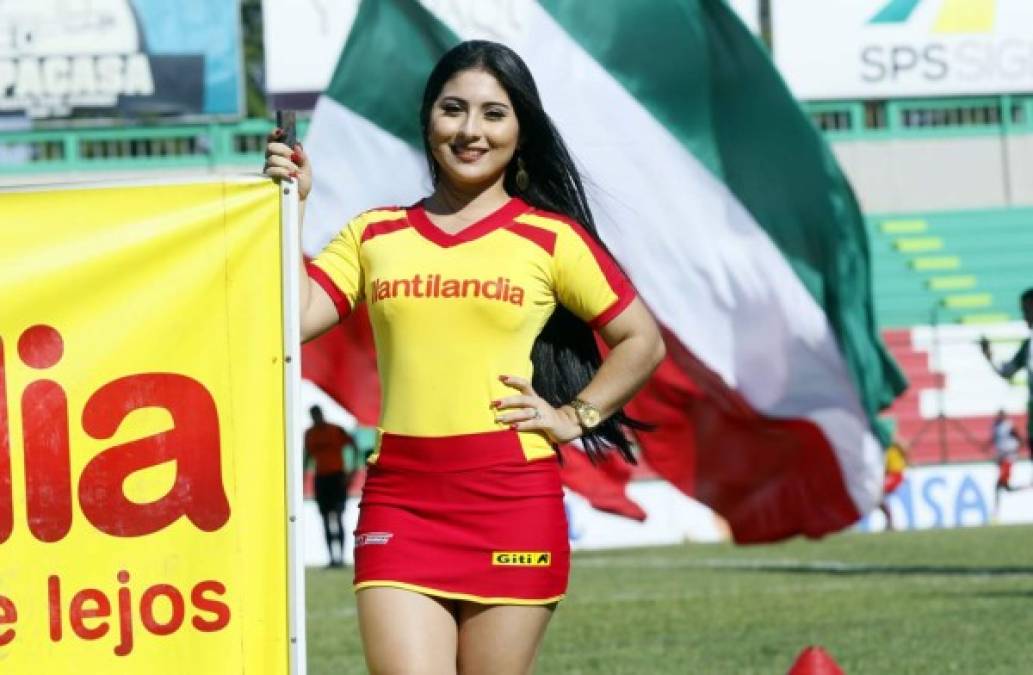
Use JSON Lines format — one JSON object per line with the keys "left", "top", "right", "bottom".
{"left": 492, "top": 551, "right": 551, "bottom": 567}
{"left": 355, "top": 532, "right": 394, "bottom": 547}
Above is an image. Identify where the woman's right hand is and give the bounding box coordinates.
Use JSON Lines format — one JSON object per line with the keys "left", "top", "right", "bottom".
{"left": 264, "top": 129, "right": 313, "bottom": 201}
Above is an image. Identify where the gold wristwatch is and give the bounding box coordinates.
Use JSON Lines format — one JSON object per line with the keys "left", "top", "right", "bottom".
{"left": 570, "top": 398, "right": 602, "bottom": 430}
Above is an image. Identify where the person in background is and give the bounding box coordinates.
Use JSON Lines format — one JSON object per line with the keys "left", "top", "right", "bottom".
{"left": 986, "top": 410, "right": 1024, "bottom": 520}
{"left": 980, "top": 288, "right": 1033, "bottom": 465}
{"left": 304, "top": 405, "right": 353, "bottom": 568}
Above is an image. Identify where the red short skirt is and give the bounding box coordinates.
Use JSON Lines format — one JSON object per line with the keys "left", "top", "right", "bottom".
{"left": 353, "top": 430, "right": 570, "bottom": 605}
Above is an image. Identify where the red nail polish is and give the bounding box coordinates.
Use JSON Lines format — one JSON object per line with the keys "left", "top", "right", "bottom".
{"left": 509, "top": 424, "right": 518, "bottom": 430}
{"left": 289, "top": 171, "right": 298, "bottom": 178}
{"left": 491, "top": 399, "right": 500, "bottom": 407}
{"left": 498, "top": 375, "right": 507, "bottom": 382}
{"left": 291, "top": 151, "right": 301, "bottom": 164}
{"left": 273, "top": 127, "right": 282, "bottom": 136}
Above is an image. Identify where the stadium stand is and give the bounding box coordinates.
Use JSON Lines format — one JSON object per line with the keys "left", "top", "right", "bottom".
{"left": 868, "top": 209, "right": 1033, "bottom": 328}
{"left": 881, "top": 323, "right": 1028, "bottom": 464}
{"left": 871, "top": 208, "right": 1031, "bottom": 463}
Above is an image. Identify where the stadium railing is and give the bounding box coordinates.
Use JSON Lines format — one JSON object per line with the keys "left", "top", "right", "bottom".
{"left": 0, "top": 118, "right": 310, "bottom": 175}
{"left": 1, "top": 95, "right": 1031, "bottom": 175}
{"left": 806, "top": 94, "right": 1033, "bottom": 140}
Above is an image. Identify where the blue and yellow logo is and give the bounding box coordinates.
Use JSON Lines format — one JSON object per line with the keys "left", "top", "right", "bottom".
{"left": 870, "top": 0, "right": 997, "bottom": 33}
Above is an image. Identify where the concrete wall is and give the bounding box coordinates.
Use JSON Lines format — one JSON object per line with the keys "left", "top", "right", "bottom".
{"left": 1006, "top": 135, "right": 1033, "bottom": 206}
{"left": 831, "top": 135, "right": 1033, "bottom": 213}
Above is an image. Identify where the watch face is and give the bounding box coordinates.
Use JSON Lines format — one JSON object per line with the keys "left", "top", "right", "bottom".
{"left": 578, "top": 402, "right": 601, "bottom": 428}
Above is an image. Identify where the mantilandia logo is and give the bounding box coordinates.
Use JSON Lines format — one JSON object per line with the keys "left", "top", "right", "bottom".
{"left": 870, "top": 0, "right": 997, "bottom": 33}
{"left": 370, "top": 275, "right": 526, "bottom": 306}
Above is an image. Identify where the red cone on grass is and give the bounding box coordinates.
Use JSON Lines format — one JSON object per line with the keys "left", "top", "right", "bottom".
{"left": 786, "top": 646, "right": 845, "bottom": 675}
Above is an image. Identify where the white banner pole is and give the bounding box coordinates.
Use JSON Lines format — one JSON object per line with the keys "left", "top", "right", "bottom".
{"left": 280, "top": 178, "right": 307, "bottom": 675}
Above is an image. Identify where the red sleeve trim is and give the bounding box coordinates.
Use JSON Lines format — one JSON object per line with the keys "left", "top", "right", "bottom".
{"left": 543, "top": 211, "right": 636, "bottom": 326}
{"left": 544, "top": 211, "right": 632, "bottom": 293}
{"left": 306, "top": 262, "right": 352, "bottom": 321}
{"left": 504, "top": 222, "right": 557, "bottom": 255}
{"left": 589, "top": 288, "right": 637, "bottom": 329}
{"left": 360, "top": 217, "right": 410, "bottom": 243}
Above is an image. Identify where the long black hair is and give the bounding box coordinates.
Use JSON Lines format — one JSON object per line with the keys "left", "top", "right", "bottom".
{"left": 419, "top": 40, "right": 649, "bottom": 463}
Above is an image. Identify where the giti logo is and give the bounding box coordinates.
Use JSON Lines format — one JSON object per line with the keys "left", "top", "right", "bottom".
{"left": 870, "top": 0, "right": 997, "bottom": 34}
{"left": 492, "top": 551, "right": 551, "bottom": 567}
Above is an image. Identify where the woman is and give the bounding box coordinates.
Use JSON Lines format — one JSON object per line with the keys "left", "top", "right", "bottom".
{"left": 266, "top": 41, "right": 664, "bottom": 674}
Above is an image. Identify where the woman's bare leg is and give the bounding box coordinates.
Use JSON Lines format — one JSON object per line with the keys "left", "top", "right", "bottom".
{"left": 357, "top": 587, "right": 459, "bottom": 674}
{"left": 456, "top": 602, "right": 555, "bottom": 675}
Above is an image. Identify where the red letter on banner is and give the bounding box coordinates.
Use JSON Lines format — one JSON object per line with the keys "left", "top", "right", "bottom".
{"left": 140, "top": 584, "right": 185, "bottom": 636}
{"left": 20, "top": 326, "right": 72, "bottom": 543}
{"left": 0, "top": 338, "right": 11, "bottom": 544}
{"left": 0, "top": 594, "right": 16, "bottom": 646}
{"left": 70, "top": 588, "right": 112, "bottom": 641}
{"left": 79, "top": 374, "right": 230, "bottom": 536}
{"left": 191, "top": 580, "right": 231, "bottom": 632}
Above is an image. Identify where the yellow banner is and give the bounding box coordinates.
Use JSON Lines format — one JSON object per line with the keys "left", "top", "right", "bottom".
{"left": 0, "top": 179, "right": 289, "bottom": 673}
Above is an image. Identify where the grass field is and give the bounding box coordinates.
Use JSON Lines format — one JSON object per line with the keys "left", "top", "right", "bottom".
{"left": 305, "top": 524, "right": 1033, "bottom": 674}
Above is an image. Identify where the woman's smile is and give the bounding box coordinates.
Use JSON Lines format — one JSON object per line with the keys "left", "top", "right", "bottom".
{"left": 451, "top": 145, "right": 488, "bottom": 163}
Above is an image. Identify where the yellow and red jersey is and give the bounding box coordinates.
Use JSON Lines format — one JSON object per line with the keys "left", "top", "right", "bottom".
{"left": 307, "top": 196, "right": 635, "bottom": 462}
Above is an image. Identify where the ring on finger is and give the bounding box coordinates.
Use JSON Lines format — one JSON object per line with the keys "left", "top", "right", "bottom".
{"left": 528, "top": 407, "right": 541, "bottom": 420}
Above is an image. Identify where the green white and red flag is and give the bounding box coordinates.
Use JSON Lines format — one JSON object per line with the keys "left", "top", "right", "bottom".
{"left": 300, "top": 0, "right": 906, "bottom": 542}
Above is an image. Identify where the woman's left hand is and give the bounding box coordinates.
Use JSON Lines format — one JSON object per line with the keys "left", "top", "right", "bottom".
{"left": 493, "top": 375, "right": 582, "bottom": 444}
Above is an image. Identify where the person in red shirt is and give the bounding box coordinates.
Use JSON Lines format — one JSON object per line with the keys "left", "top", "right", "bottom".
{"left": 304, "top": 405, "right": 353, "bottom": 568}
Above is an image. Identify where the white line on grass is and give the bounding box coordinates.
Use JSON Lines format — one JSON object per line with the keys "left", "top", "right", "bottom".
{"left": 573, "top": 555, "right": 1032, "bottom": 578}
{"left": 570, "top": 581, "right": 863, "bottom": 606}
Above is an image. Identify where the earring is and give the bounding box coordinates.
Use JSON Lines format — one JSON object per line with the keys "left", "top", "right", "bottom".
{"left": 515, "top": 156, "right": 530, "bottom": 191}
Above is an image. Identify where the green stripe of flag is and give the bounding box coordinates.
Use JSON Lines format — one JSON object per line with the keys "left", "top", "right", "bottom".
{"left": 326, "top": 0, "right": 459, "bottom": 146}
{"left": 539, "top": 0, "right": 723, "bottom": 177}
{"left": 541, "top": 0, "right": 905, "bottom": 432}
{"left": 322, "top": 0, "right": 906, "bottom": 437}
